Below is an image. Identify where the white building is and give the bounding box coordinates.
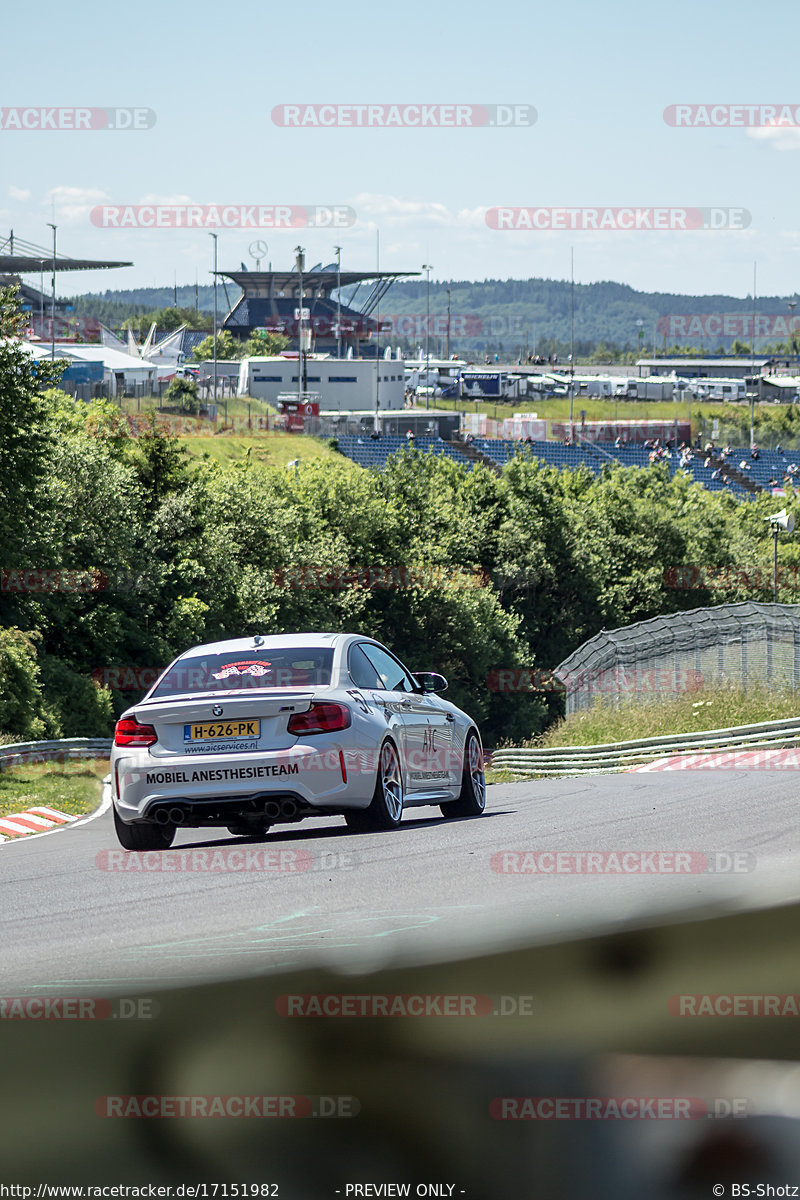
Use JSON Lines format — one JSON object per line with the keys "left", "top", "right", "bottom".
{"left": 237, "top": 354, "right": 406, "bottom": 411}
{"left": 19, "top": 340, "right": 157, "bottom": 393}
{"left": 56, "top": 344, "right": 157, "bottom": 392}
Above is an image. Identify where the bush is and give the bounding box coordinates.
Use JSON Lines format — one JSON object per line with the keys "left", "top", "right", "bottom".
{"left": 39, "top": 656, "right": 114, "bottom": 738}
{"left": 164, "top": 377, "right": 199, "bottom": 414}
{"left": 0, "top": 629, "right": 56, "bottom": 740}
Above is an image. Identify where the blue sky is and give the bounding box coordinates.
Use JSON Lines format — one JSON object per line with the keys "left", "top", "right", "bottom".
{"left": 3, "top": 0, "right": 799, "bottom": 300}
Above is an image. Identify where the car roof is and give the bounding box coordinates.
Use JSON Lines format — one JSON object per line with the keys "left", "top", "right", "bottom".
{"left": 176, "top": 632, "right": 364, "bottom": 660}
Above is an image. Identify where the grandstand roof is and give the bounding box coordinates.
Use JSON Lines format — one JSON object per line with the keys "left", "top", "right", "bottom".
{"left": 219, "top": 269, "right": 419, "bottom": 293}
{"left": 0, "top": 233, "right": 132, "bottom": 274}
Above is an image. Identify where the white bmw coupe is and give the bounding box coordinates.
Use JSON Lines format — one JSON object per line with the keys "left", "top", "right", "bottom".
{"left": 110, "top": 632, "right": 486, "bottom": 850}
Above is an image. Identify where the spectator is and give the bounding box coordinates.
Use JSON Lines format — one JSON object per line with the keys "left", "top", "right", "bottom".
{"left": 776, "top": 443, "right": 783, "bottom": 455}
{"left": 751, "top": 445, "right": 760, "bottom": 460}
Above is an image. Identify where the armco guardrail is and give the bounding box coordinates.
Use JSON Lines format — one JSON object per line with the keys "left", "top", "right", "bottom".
{"left": 0, "top": 738, "right": 112, "bottom": 771}
{"left": 490, "top": 716, "right": 800, "bottom": 776}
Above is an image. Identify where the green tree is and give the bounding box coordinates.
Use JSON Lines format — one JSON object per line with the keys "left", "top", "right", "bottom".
{"left": 123, "top": 307, "right": 209, "bottom": 334}
{"left": 240, "top": 331, "right": 289, "bottom": 357}
{"left": 0, "top": 628, "right": 55, "bottom": 739}
{"left": 164, "top": 376, "right": 199, "bottom": 413}
{"left": 0, "top": 287, "right": 65, "bottom": 566}
{"left": 192, "top": 330, "right": 241, "bottom": 361}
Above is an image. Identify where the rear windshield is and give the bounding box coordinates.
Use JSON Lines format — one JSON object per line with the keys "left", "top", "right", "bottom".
{"left": 149, "top": 648, "right": 335, "bottom": 697}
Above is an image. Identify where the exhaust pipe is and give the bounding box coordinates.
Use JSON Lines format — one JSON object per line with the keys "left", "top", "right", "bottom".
{"left": 168, "top": 807, "right": 187, "bottom": 825}
{"left": 153, "top": 808, "right": 171, "bottom": 825}
{"left": 280, "top": 799, "right": 298, "bottom": 819}
{"left": 263, "top": 801, "right": 282, "bottom": 820}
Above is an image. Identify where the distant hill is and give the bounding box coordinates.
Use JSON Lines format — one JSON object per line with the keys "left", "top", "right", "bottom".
{"left": 68, "top": 277, "right": 796, "bottom": 355}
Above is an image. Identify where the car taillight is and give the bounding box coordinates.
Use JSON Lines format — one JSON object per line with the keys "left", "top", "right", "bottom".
{"left": 287, "top": 702, "right": 351, "bottom": 735}
{"left": 114, "top": 717, "right": 158, "bottom": 747}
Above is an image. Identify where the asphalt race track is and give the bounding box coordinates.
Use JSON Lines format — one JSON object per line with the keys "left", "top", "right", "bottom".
{"left": 1, "top": 770, "right": 797, "bottom": 996}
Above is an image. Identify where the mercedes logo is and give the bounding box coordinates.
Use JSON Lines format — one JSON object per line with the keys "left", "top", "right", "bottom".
{"left": 212, "top": 705, "right": 223, "bottom": 717}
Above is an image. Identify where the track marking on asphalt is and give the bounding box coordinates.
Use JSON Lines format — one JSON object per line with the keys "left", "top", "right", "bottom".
{"left": 117, "top": 907, "right": 477, "bottom": 964}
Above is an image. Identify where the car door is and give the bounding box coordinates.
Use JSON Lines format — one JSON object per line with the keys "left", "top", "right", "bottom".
{"left": 399, "top": 684, "right": 456, "bottom": 793}
{"left": 358, "top": 644, "right": 453, "bottom": 795}
{"left": 347, "top": 642, "right": 414, "bottom": 777}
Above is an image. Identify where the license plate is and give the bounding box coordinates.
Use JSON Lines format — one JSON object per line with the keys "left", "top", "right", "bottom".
{"left": 184, "top": 720, "right": 261, "bottom": 742}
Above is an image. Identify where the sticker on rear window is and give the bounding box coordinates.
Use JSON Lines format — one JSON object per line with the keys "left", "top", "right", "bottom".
{"left": 212, "top": 659, "right": 272, "bottom": 681}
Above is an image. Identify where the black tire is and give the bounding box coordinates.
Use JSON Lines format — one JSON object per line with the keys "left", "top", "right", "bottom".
{"left": 345, "top": 740, "right": 404, "bottom": 832}
{"left": 441, "top": 730, "right": 486, "bottom": 818}
{"left": 113, "top": 804, "right": 175, "bottom": 850}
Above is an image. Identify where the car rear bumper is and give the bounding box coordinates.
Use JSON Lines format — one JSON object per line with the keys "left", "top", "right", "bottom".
{"left": 112, "top": 743, "right": 376, "bottom": 825}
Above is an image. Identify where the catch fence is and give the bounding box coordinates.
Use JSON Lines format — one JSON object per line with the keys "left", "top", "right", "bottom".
{"left": 554, "top": 602, "right": 800, "bottom": 714}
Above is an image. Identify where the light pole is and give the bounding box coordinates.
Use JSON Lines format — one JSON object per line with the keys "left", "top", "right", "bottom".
{"left": 39, "top": 260, "right": 45, "bottom": 338}
{"left": 788, "top": 297, "right": 797, "bottom": 360}
{"left": 569, "top": 248, "right": 575, "bottom": 434}
{"left": 334, "top": 245, "right": 342, "bottom": 359}
{"left": 295, "top": 245, "right": 305, "bottom": 406}
{"left": 46, "top": 223, "right": 57, "bottom": 359}
{"left": 209, "top": 233, "right": 218, "bottom": 410}
{"left": 422, "top": 263, "right": 432, "bottom": 411}
{"left": 446, "top": 287, "right": 451, "bottom": 360}
{"left": 750, "top": 261, "right": 757, "bottom": 449}
{"left": 374, "top": 229, "right": 380, "bottom": 434}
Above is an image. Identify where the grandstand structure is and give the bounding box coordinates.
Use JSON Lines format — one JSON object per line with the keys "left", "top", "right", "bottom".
{"left": 0, "top": 230, "right": 132, "bottom": 341}
{"left": 219, "top": 265, "right": 419, "bottom": 355}
{"left": 334, "top": 435, "right": 799, "bottom": 500}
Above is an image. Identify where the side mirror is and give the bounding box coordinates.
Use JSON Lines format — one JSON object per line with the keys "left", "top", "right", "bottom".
{"left": 414, "top": 672, "right": 448, "bottom": 694}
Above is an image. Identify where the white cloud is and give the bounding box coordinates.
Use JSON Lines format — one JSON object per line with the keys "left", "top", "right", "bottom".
{"left": 44, "top": 185, "right": 108, "bottom": 222}
{"left": 137, "top": 192, "right": 195, "bottom": 206}
{"left": 351, "top": 192, "right": 487, "bottom": 231}
{"left": 746, "top": 125, "right": 800, "bottom": 151}
{"left": 8, "top": 185, "right": 31, "bottom": 201}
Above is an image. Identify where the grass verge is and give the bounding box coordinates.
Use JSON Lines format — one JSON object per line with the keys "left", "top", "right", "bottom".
{"left": 528, "top": 683, "right": 800, "bottom": 750}
{"left": 0, "top": 759, "right": 108, "bottom": 821}
{"left": 181, "top": 433, "right": 355, "bottom": 468}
